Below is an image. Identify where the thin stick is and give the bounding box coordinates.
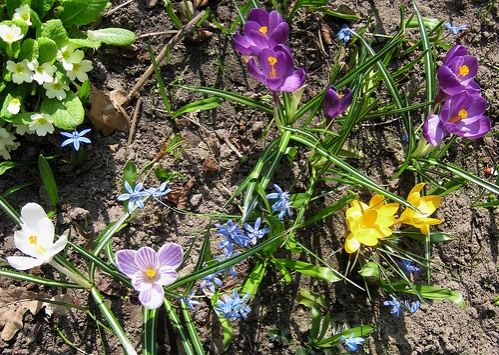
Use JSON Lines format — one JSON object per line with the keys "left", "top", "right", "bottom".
{"left": 124, "top": 10, "right": 206, "bottom": 105}
{"left": 128, "top": 97, "right": 142, "bottom": 144}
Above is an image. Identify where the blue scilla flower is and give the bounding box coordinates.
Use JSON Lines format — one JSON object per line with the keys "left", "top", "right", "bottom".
{"left": 117, "top": 181, "right": 149, "bottom": 211}
{"left": 216, "top": 251, "right": 239, "bottom": 277}
{"left": 215, "top": 220, "right": 249, "bottom": 253}
{"left": 337, "top": 27, "right": 353, "bottom": 43}
{"left": 404, "top": 300, "right": 421, "bottom": 314}
{"left": 60, "top": 128, "right": 91, "bottom": 151}
{"left": 244, "top": 217, "right": 270, "bottom": 245}
{"left": 214, "top": 290, "right": 251, "bottom": 321}
{"left": 340, "top": 333, "right": 366, "bottom": 352}
{"left": 445, "top": 22, "right": 468, "bottom": 35}
{"left": 146, "top": 181, "right": 171, "bottom": 201}
{"left": 199, "top": 270, "right": 223, "bottom": 293}
{"left": 383, "top": 294, "right": 403, "bottom": 317}
{"left": 397, "top": 259, "right": 421, "bottom": 275}
{"left": 180, "top": 290, "right": 202, "bottom": 311}
{"left": 266, "top": 184, "right": 291, "bottom": 220}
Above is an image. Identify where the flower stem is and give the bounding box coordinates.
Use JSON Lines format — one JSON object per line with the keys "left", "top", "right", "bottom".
{"left": 49, "top": 260, "right": 93, "bottom": 289}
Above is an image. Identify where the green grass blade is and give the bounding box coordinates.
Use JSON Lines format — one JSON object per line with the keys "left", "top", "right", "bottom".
{"left": 179, "top": 300, "right": 205, "bottom": 355}
{"left": 0, "top": 195, "right": 20, "bottom": 224}
{"left": 142, "top": 308, "right": 158, "bottom": 355}
{"left": 164, "top": 299, "right": 195, "bottom": 355}
{"left": 38, "top": 154, "right": 60, "bottom": 210}
{"left": 148, "top": 42, "right": 171, "bottom": 115}
{"left": 0, "top": 268, "right": 82, "bottom": 288}
{"left": 178, "top": 85, "right": 274, "bottom": 115}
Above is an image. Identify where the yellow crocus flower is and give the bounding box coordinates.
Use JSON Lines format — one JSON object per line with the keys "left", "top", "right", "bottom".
{"left": 396, "top": 183, "right": 443, "bottom": 235}
{"left": 344, "top": 194, "right": 399, "bottom": 253}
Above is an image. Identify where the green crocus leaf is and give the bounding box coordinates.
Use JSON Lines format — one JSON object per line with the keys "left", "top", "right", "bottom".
{"left": 56, "top": 0, "right": 108, "bottom": 27}
{"left": 87, "top": 28, "right": 136, "bottom": 46}
{"left": 272, "top": 259, "right": 342, "bottom": 282}
{"left": 41, "top": 91, "right": 84, "bottom": 130}
{"left": 40, "top": 19, "right": 68, "bottom": 48}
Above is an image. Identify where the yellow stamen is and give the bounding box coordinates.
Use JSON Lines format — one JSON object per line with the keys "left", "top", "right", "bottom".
{"left": 457, "top": 65, "right": 469, "bottom": 77}
{"left": 448, "top": 108, "right": 468, "bottom": 123}
{"left": 259, "top": 26, "right": 268, "bottom": 36}
{"left": 268, "top": 56, "right": 277, "bottom": 78}
{"left": 29, "top": 235, "right": 46, "bottom": 254}
{"left": 146, "top": 267, "right": 156, "bottom": 278}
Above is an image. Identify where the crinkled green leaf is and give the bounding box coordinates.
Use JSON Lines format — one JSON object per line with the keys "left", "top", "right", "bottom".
{"left": 87, "top": 28, "right": 136, "bottom": 46}
{"left": 68, "top": 38, "right": 101, "bottom": 49}
{"left": 37, "top": 37, "right": 59, "bottom": 63}
{"left": 56, "top": 0, "right": 108, "bottom": 27}
{"left": 40, "top": 19, "right": 68, "bottom": 48}
{"left": 41, "top": 91, "right": 84, "bottom": 130}
{"left": 18, "top": 38, "right": 38, "bottom": 61}
{"left": 297, "top": 289, "right": 327, "bottom": 309}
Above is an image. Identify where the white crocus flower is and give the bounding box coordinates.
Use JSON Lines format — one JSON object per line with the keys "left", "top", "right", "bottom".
{"left": 56, "top": 44, "right": 84, "bottom": 71}
{"left": 28, "top": 60, "right": 56, "bottom": 85}
{"left": 13, "top": 4, "right": 32, "bottom": 26}
{"left": 7, "top": 203, "right": 67, "bottom": 270}
{"left": 7, "top": 98, "right": 21, "bottom": 114}
{"left": 29, "top": 113, "right": 54, "bottom": 136}
{"left": 66, "top": 59, "right": 93, "bottom": 82}
{"left": 6, "top": 60, "right": 34, "bottom": 84}
{"left": 0, "top": 24, "right": 24, "bottom": 44}
{"left": 43, "top": 78, "right": 70, "bottom": 100}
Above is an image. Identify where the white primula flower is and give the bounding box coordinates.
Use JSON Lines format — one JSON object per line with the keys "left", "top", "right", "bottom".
{"left": 43, "top": 78, "right": 70, "bottom": 100}
{"left": 7, "top": 98, "right": 21, "bottom": 114}
{"left": 0, "top": 24, "right": 24, "bottom": 44}
{"left": 0, "top": 127, "right": 17, "bottom": 159}
{"left": 6, "top": 60, "right": 34, "bottom": 84}
{"left": 28, "top": 60, "right": 56, "bottom": 85}
{"left": 29, "top": 113, "right": 54, "bottom": 136}
{"left": 66, "top": 59, "right": 93, "bottom": 82}
{"left": 56, "top": 44, "right": 84, "bottom": 71}
{"left": 14, "top": 124, "right": 31, "bottom": 135}
{"left": 7, "top": 203, "right": 68, "bottom": 270}
{"left": 13, "top": 4, "right": 32, "bottom": 26}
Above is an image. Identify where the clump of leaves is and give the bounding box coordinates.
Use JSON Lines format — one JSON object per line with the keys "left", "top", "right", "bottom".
{"left": 0, "top": 0, "right": 135, "bottom": 160}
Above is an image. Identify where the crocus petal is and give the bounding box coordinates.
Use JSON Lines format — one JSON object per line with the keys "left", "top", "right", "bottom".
{"left": 115, "top": 249, "right": 139, "bottom": 277}
{"left": 7, "top": 255, "right": 44, "bottom": 270}
{"left": 47, "top": 234, "right": 68, "bottom": 256}
{"left": 156, "top": 268, "right": 178, "bottom": 286}
{"left": 443, "top": 45, "right": 468, "bottom": 65}
{"left": 344, "top": 234, "right": 360, "bottom": 253}
{"left": 247, "top": 58, "right": 266, "bottom": 83}
{"left": 279, "top": 68, "right": 306, "bottom": 92}
{"left": 157, "top": 243, "right": 183, "bottom": 269}
{"left": 139, "top": 284, "right": 165, "bottom": 309}
{"left": 423, "top": 114, "right": 448, "bottom": 146}
{"left": 35, "top": 217, "right": 56, "bottom": 248}
{"left": 20, "top": 203, "right": 50, "bottom": 233}
{"left": 135, "top": 247, "right": 158, "bottom": 270}
{"left": 14, "top": 231, "right": 41, "bottom": 258}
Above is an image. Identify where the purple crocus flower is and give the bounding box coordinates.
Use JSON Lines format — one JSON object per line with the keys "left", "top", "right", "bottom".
{"left": 115, "top": 244, "right": 183, "bottom": 309}
{"left": 423, "top": 91, "right": 490, "bottom": 146}
{"left": 247, "top": 44, "right": 306, "bottom": 93}
{"left": 434, "top": 45, "right": 480, "bottom": 103}
{"left": 232, "top": 9, "right": 289, "bottom": 56}
{"left": 323, "top": 85, "right": 353, "bottom": 124}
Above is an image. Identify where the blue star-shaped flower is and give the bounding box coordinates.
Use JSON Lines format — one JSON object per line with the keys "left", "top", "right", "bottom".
{"left": 337, "top": 27, "right": 353, "bottom": 43}
{"left": 146, "top": 181, "right": 171, "bottom": 201}
{"left": 266, "top": 184, "right": 291, "bottom": 220}
{"left": 404, "top": 300, "right": 421, "bottom": 314}
{"left": 244, "top": 217, "right": 270, "bottom": 245}
{"left": 117, "top": 181, "right": 149, "bottom": 211}
{"left": 60, "top": 128, "right": 91, "bottom": 151}
{"left": 214, "top": 290, "right": 251, "bottom": 321}
{"left": 383, "top": 294, "right": 403, "bottom": 317}
{"left": 215, "top": 220, "right": 249, "bottom": 253}
{"left": 199, "top": 270, "right": 223, "bottom": 293}
{"left": 180, "top": 291, "right": 201, "bottom": 311}
{"left": 396, "top": 259, "right": 421, "bottom": 275}
{"left": 445, "top": 22, "right": 468, "bottom": 35}
{"left": 340, "top": 333, "right": 366, "bottom": 352}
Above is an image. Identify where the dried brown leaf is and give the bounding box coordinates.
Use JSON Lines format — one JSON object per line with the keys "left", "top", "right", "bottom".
{"left": 87, "top": 85, "right": 130, "bottom": 136}
{"left": 44, "top": 294, "right": 75, "bottom": 317}
{"left": 0, "top": 288, "right": 48, "bottom": 341}
{"left": 164, "top": 176, "right": 196, "bottom": 209}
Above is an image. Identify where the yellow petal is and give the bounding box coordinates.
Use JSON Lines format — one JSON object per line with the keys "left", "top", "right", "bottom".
{"left": 344, "top": 234, "right": 360, "bottom": 253}
{"left": 355, "top": 228, "right": 380, "bottom": 246}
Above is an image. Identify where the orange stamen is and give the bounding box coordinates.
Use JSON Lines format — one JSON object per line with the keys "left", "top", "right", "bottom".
{"left": 268, "top": 56, "right": 277, "bottom": 78}
{"left": 146, "top": 267, "right": 156, "bottom": 278}
{"left": 259, "top": 26, "right": 268, "bottom": 36}
{"left": 457, "top": 65, "right": 469, "bottom": 77}
{"left": 448, "top": 108, "right": 468, "bottom": 123}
